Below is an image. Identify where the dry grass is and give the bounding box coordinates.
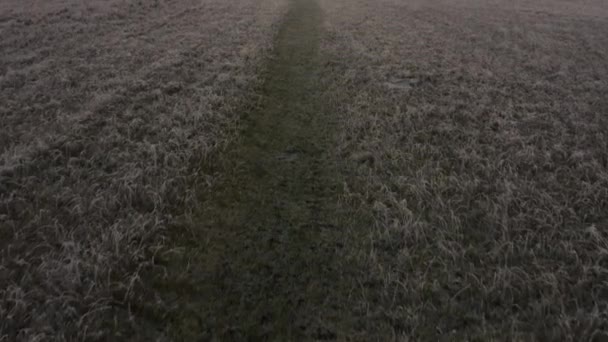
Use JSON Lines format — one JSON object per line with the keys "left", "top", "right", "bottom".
{"left": 320, "top": 0, "right": 608, "bottom": 339}
{"left": 0, "top": 0, "right": 286, "bottom": 339}
{"left": 4, "top": 0, "right": 608, "bottom": 339}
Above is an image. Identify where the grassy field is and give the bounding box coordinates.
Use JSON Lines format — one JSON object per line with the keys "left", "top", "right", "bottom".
{"left": 321, "top": 0, "right": 608, "bottom": 339}
{"left": 2, "top": 0, "right": 608, "bottom": 339}
{"left": 0, "top": 0, "right": 286, "bottom": 339}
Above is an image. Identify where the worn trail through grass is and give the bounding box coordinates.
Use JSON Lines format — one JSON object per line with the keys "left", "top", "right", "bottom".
{"left": 161, "top": 0, "right": 367, "bottom": 339}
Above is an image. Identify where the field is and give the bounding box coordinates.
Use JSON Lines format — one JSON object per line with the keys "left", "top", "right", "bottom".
{"left": 0, "top": 0, "right": 287, "bottom": 339}
{"left": 321, "top": 0, "right": 608, "bottom": 339}
{"left": 2, "top": 0, "right": 608, "bottom": 340}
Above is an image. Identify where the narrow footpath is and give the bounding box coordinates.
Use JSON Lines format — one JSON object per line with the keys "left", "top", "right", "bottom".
{"left": 161, "top": 0, "right": 372, "bottom": 339}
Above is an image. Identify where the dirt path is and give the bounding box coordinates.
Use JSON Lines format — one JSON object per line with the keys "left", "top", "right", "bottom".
{"left": 159, "top": 0, "right": 369, "bottom": 339}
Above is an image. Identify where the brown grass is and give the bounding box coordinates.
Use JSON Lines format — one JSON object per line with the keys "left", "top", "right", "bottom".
{"left": 4, "top": 0, "right": 608, "bottom": 339}
{"left": 0, "top": 0, "right": 286, "bottom": 339}
{"left": 320, "top": 0, "right": 608, "bottom": 339}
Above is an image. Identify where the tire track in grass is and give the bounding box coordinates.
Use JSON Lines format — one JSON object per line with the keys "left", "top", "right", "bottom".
{"left": 159, "top": 0, "right": 373, "bottom": 339}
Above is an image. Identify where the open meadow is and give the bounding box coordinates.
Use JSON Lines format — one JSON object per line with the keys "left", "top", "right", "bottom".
{"left": 0, "top": 0, "right": 286, "bottom": 339}
{"left": 321, "top": 0, "right": 608, "bottom": 339}
{"left": 1, "top": 0, "right": 608, "bottom": 340}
